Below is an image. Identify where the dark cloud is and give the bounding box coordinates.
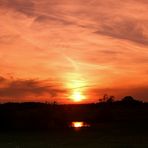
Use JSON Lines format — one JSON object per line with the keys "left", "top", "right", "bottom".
{"left": 96, "top": 19, "right": 148, "bottom": 45}
{"left": 0, "top": 77, "right": 65, "bottom": 100}
{"left": 0, "top": 76, "right": 6, "bottom": 82}
{"left": 35, "top": 15, "right": 73, "bottom": 25}
{"left": 0, "top": 35, "right": 19, "bottom": 44}
{"left": 98, "top": 49, "right": 122, "bottom": 55}
{"left": 0, "top": 0, "right": 34, "bottom": 16}
{"left": 0, "top": 0, "right": 73, "bottom": 25}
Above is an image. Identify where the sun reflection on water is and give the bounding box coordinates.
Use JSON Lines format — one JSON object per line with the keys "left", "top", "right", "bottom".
{"left": 71, "top": 122, "right": 90, "bottom": 129}
{"left": 72, "top": 122, "right": 84, "bottom": 128}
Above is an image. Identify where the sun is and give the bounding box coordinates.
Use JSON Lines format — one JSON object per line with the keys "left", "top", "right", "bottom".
{"left": 70, "top": 91, "right": 86, "bottom": 102}
{"left": 65, "top": 74, "right": 88, "bottom": 103}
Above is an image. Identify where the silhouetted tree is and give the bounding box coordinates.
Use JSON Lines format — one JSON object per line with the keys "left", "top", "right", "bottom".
{"left": 106, "top": 96, "right": 115, "bottom": 103}
{"left": 121, "top": 96, "right": 142, "bottom": 105}
{"left": 99, "top": 94, "right": 115, "bottom": 103}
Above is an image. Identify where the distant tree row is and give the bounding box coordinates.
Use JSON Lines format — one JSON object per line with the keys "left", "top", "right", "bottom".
{"left": 99, "top": 94, "right": 143, "bottom": 104}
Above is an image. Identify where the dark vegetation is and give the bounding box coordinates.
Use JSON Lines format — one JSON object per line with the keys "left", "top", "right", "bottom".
{"left": 0, "top": 96, "right": 147, "bottom": 131}
{"left": 0, "top": 96, "right": 148, "bottom": 147}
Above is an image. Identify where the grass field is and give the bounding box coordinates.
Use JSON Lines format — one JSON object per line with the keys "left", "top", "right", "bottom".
{"left": 0, "top": 124, "right": 148, "bottom": 148}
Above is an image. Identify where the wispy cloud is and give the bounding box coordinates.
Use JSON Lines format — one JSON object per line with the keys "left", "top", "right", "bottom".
{"left": 96, "top": 19, "right": 148, "bottom": 45}
{"left": 0, "top": 76, "right": 66, "bottom": 102}
{"left": 0, "top": 0, "right": 34, "bottom": 16}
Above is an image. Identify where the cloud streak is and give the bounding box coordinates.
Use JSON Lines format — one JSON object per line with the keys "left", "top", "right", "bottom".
{"left": 96, "top": 19, "right": 148, "bottom": 45}
{"left": 0, "top": 0, "right": 34, "bottom": 16}
{"left": 0, "top": 76, "right": 66, "bottom": 102}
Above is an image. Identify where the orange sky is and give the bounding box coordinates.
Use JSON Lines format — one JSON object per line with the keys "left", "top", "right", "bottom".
{"left": 0, "top": 0, "right": 148, "bottom": 103}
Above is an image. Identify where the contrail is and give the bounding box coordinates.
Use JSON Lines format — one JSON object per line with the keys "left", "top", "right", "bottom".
{"left": 77, "top": 62, "right": 110, "bottom": 70}
{"left": 2, "top": 4, "right": 110, "bottom": 77}
{"left": 62, "top": 53, "right": 79, "bottom": 71}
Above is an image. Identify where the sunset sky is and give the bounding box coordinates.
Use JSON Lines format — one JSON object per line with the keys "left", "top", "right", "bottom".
{"left": 0, "top": 0, "right": 148, "bottom": 103}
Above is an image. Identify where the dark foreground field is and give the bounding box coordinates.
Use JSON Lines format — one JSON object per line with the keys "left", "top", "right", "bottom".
{"left": 0, "top": 124, "right": 148, "bottom": 148}
{"left": 0, "top": 101, "right": 148, "bottom": 148}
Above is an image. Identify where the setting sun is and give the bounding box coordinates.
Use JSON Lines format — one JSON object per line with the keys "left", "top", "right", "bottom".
{"left": 70, "top": 91, "right": 86, "bottom": 102}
